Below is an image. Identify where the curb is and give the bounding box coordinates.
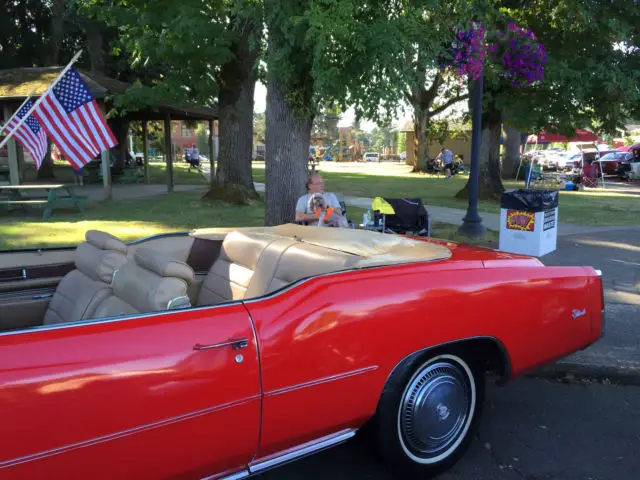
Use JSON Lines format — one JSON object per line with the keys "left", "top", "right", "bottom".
{"left": 526, "top": 361, "right": 640, "bottom": 386}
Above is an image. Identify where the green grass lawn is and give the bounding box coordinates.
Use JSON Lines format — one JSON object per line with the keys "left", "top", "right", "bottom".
{"left": 2, "top": 159, "right": 632, "bottom": 251}
{"left": 148, "top": 160, "right": 208, "bottom": 185}
{"left": 0, "top": 191, "right": 263, "bottom": 250}
{"left": 0, "top": 191, "right": 496, "bottom": 250}
{"left": 252, "top": 164, "right": 639, "bottom": 226}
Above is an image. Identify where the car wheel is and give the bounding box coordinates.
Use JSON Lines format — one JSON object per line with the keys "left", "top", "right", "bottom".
{"left": 373, "top": 353, "right": 484, "bottom": 477}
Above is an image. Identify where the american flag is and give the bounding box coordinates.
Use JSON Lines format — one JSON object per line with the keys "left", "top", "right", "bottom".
{"left": 33, "top": 67, "right": 117, "bottom": 169}
{"left": 1, "top": 100, "right": 48, "bottom": 169}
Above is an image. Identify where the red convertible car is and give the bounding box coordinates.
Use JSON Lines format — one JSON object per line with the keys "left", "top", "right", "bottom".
{"left": 0, "top": 225, "right": 604, "bottom": 479}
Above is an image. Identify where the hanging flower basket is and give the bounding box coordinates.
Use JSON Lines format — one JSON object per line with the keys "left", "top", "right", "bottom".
{"left": 438, "top": 22, "right": 488, "bottom": 81}
{"left": 489, "top": 24, "right": 547, "bottom": 87}
{"left": 438, "top": 22, "right": 547, "bottom": 87}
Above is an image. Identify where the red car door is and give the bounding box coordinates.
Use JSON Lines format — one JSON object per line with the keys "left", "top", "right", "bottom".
{"left": 0, "top": 304, "right": 260, "bottom": 480}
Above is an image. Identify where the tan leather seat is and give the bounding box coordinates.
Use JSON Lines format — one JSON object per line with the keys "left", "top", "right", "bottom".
{"left": 43, "top": 230, "right": 128, "bottom": 325}
{"left": 196, "top": 231, "right": 286, "bottom": 305}
{"left": 264, "top": 242, "right": 360, "bottom": 294}
{"left": 196, "top": 230, "right": 361, "bottom": 304}
{"left": 93, "top": 247, "right": 195, "bottom": 319}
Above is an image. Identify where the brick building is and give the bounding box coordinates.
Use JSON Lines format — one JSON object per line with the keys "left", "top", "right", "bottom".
{"left": 171, "top": 120, "right": 219, "bottom": 152}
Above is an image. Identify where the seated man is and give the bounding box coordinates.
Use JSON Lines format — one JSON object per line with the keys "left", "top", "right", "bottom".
{"left": 295, "top": 174, "right": 344, "bottom": 226}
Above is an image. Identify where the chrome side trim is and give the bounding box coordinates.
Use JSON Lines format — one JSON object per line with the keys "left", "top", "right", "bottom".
{"left": 0, "top": 396, "right": 260, "bottom": 469}
{"left": 209, "top": 471, "right": 250, "bottom": 480}
{"left": 0, "top": 287, "right": 55, "bottom": 299}
{"left": 248, "top": 429, "right": 356, "bottom": 474}
{"left": 127, "top": 231, "right": 190, "bottom": 245}
{"left": 31, "top": 293, "right": 54, "bottom": 300}
{"left": 243, "top": 306, "right": 265, "bottom": 466}
{"left": 264, "top": 366, "right": 378, "bottom": 397}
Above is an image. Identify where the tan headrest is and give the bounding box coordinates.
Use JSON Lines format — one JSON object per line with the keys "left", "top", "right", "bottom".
{"left": 111, "top": 250, "right": 195, "bottom": 312}
{"left": 86, "top": 230, "right": 127, "bottom": 254}
{"left": 220, "top": 231, "right": 279, "bottom": 269}
{"left": 134, "top": 248, "right": 194, "bottom": 284}
{"left": 74, "top": 242, "right": 128, "bottom": 283}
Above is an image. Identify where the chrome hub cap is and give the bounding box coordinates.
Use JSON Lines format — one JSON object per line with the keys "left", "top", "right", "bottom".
{"left": 399, "top": 360, "right": 473, "bottom": 461}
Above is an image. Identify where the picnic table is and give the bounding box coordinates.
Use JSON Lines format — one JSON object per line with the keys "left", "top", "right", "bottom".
{"left": 0, "top": 184, "right": 87, "bottom": 221}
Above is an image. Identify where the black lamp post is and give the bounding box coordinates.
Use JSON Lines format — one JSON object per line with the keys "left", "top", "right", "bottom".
{"left": 458, "top": 56, "right": 487, "bottom": 238}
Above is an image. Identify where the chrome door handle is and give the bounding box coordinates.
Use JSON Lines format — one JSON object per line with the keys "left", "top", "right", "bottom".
{"left": 193, "top": 338, "right": 249, "bottom": 351}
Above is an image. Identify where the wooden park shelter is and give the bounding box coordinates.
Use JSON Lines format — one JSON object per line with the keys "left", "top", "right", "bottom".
{"left": 0, "top": 67, "right": 218, "bottom": 200}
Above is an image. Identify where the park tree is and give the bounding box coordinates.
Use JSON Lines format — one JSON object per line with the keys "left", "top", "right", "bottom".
{"left": 0, "top": 1, "right": 57, "bottom": 69}
{"left": 253, "top": 112, "right": 266, "bottom": 146}
{"left": 262, "top": 0, "right": 484, "bottom": 225}
{"left": 501, "top": 117, "right": 522, "bottom": 179}
{"left": 79, "top": 0, "right": 262, "bottom": 203}
{"left": 262, "top": 1, "right": 318, "bottom": 225}
{"left": 311, "top": 107, "right": 341, "bottom": 146}
{"left": 305, "top": 1, "right": 483, "bottom": 173}
{"left": 455, "top": 0, "right": 640, "bottom": 200}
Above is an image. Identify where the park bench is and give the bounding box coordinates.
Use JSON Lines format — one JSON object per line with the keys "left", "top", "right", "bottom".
{"left": 0, "top": 184, "right": 87, "bottom": 221}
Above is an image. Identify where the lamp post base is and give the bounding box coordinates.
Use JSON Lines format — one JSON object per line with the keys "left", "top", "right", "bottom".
{"left": 457, "top": 211, "right": 487, "bottom": 238}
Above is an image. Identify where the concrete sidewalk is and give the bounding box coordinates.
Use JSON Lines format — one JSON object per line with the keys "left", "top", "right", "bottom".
{"left": 253, "top": 182, "right": 640, "bottom": 237}
{"left": 79, "top": 183, "right": 206, "bottom": 203}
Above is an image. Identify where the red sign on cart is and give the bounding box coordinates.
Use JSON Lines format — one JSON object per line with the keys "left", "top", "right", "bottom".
{"left": 506, "top": 210, "right": 535, "bottom": 232}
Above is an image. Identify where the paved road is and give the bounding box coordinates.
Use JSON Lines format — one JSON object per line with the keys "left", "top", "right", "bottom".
{"left": 256, "top": 378, "right": 640, "bottom": 480}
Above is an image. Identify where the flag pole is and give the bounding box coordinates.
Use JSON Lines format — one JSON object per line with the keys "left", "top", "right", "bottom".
{"left": 0, "top": 94, "right": 35, "bottom": 135}
{"left": 0, "top": 50, "right": 83, "bottom": 150}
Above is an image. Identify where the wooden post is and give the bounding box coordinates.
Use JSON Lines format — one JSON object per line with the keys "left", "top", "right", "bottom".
{"left": 142, "top": 120, "right": 150, "bottom": 184}
{"left": 164, "top": 115, "right": 174, "bottom": 193}
{"left": 2, "top": 105, "right": 21, "bottom": 185}
{"left": 101, "top": 149, "right": 112, "bottom": 200}
{"left": 208, "top": 119, "right": 216, "bottom": 181}
{"left": 99, "top": 103, "right": 112, "bottom": 200}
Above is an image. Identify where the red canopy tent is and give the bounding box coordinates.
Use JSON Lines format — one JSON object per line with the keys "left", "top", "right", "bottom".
{"left": 526, "top": 129, "right": 602, "bottom": 144}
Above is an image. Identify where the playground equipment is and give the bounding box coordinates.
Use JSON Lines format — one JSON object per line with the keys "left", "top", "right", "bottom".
{"left": 338, "top": 128, "right": 363, "bottom": 161}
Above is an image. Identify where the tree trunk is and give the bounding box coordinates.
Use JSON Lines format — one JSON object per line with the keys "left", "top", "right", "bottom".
{"left": 412, "top": 108, "right": 430, "bottom": 172}
{"left": 205, "top": 66, "right": 259, "bottom": 204}
{"left": 502, "top": 121, "right": 521, "bottom": 180}
{"left": 108, "top": 119, "right": 128, "bottom": 170}
{"left": 37, "top": 141, "right": 55, "bottom": 180}
{"left": 46, "top": 0, "right": 65, "bottom": 66}
{"left": 203, "top": 22, "right": 259, "bottom": 205}
{"left": 264, "top": 75, "right": 313, "bottom": 226}
{"left": 477, "top": 106, "right": 505, "bottom": 200}
{"left": 456, "top": 92, "right": 504, "bottom": 201}
{"left": 86, "top": 24, "right": 106, "bottom": 75}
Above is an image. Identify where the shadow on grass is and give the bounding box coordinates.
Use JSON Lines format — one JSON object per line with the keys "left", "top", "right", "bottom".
{"left": 0, "top": 191, "right": 265, "bottom": 250}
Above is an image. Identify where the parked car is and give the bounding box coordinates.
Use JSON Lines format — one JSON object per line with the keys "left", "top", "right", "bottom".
{"left": 596, "top": 151, "right": 631, "bottom": 175}
{"left": 0, "top": 225, "right": 604, "bottom": 479}
{"left": 617, "top": 144, "right": 640, "bottom": 180}
{"left": 364, "top": 151, "right": 379, "bottom": 162}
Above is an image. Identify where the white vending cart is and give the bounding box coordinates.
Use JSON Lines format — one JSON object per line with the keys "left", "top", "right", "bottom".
{"left": 498, "top": 189, "right": 559, "bottom": 257}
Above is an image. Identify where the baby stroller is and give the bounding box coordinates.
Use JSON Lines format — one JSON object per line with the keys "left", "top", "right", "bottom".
{"left": 370, "top": 197, "right": 430, "bottom": 236}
